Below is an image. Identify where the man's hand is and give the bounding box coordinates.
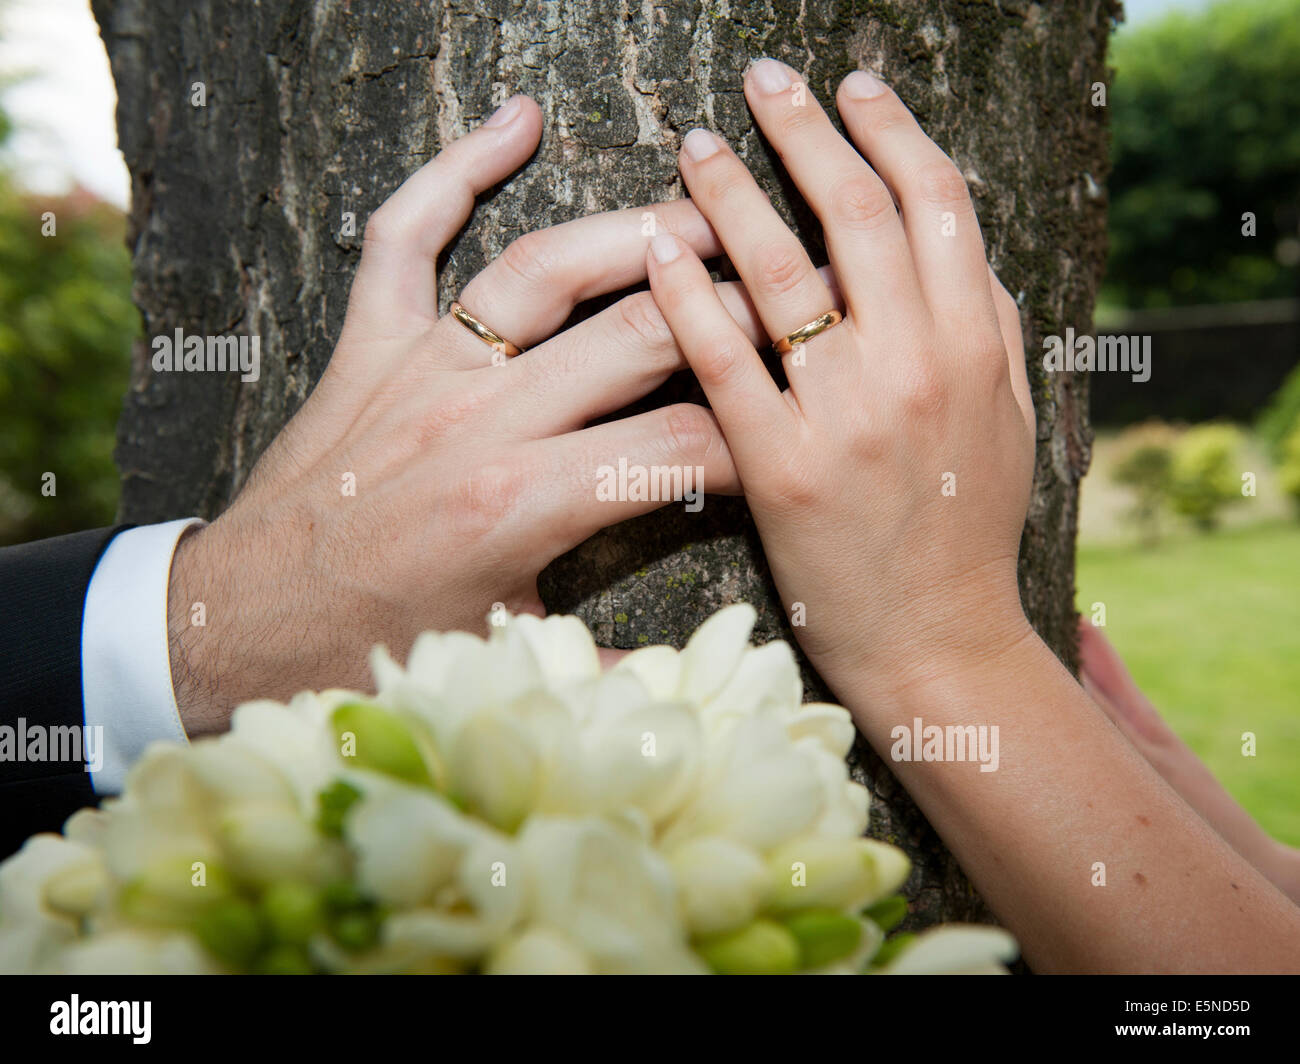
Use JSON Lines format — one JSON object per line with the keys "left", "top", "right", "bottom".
{"left": 166, "top": 95, "right": 768, "bottom": 735}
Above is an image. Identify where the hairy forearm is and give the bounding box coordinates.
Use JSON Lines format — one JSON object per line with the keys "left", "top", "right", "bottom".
{"left": 165, "top": 515, "right": 351, "bottom": 738}
{"left": 167, "top": 523, "right": 237, "bottom": 737}
{"left": 830, "top": 633, "right": 1300, "bottom": 973}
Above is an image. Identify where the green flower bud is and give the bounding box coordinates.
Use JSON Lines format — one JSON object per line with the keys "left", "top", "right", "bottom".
{"left": 863, "top": 894, "right": 908, "bottom": 933}
{"left": 696, "top": 919, "right": 800, "bottom": 975}
{"left": 260, "top": 882, "right": 325, "bottom": 946}
{"left": 256, "top": 944, "right": 316, "bottom": 975}
{"left": 330, "top": 908, "right": 383, "bottom": 953}
{"left": 193, "top": 897, "right": 266, "bottom": 969}
{"left": 869, "top": 931, "right": 917, "bottom": 969}
{"left": 120, "top": 856, "right": 236, "bottom": 927}
{"left": 316, "top": 779, "right": 364, "bottom": 837}
{"left": 781, "top": 909, "right": 863, "bottom": 969}
{"left": 766, "top": 837, "right": 911, "bottom": 913}
{"left": 331, "top": 702, "right": 433, "bottom": 787}
{"left": 322, "top": 880, "right": 369, "bottom": 913}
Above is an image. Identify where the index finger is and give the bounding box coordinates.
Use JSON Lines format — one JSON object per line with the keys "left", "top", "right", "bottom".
{"left": 644, "top": 233, "right": 796, "bottom": 472}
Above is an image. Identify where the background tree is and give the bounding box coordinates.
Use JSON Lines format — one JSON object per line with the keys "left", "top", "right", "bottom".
{"left": 91, "top": 0, "right": 1113, "bottom": 933}
{"left": 1104, "top": 0, "right": 1300, "bottom": 310}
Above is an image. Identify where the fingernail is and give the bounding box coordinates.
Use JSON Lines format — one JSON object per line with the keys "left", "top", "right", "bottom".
{"left": 651, "top": 234, "right": 681, "bottom": 264}
{"left": 682, "top": 128, "right": 721, "bottom": 162}
{"left": 843, "top": 71, "right": 887, "bottom": 100}
{"left": 484, "top": 96, "right": 522, "bottom": 128}
{"left": 749, "top": 58, "right": 792, "bottom": 94}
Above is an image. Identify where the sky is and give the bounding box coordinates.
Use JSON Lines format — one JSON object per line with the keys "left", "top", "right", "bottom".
{"left": 0, "top": 0, "right": 1212, "bottom": 214}
{"left": 0, "top": 0, "right": 127, "bottom": 207}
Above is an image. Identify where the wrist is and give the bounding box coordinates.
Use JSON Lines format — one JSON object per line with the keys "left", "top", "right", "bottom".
{"left": 167, "top": 523, "right": 224, "bottom": 735}
{"left": 166, "top": 502, "right": 375, "bottom": 735}
{"left": 167, "top": 518, "right": 283, "bottom": 737}
{"left": 822, "top": 608, "right": 1047, "bottom": 741}
{"left": 807, "top": 553, "right": 1041, "bottom": 719}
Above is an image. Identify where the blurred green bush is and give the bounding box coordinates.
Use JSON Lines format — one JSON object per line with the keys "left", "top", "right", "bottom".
{"left": 1257, "top": 362, "right": 1300, "bottom": 460}
{"left": 1105, "top": 0, "right": 1300, "bottom": 310}
{"left": 1110, "top": 420, "right": 1250, "bottom": 536}
{"left": 0, "top": 173, "right": 135, "bottom": 545}
{"left": 1278, "top": 421, "right": 1300, "bottom": 512}
{"left": 1167, "top": 423, "right": 1247, "bottom": 531}
{"left": 1256, "top": 365, "right": 1300, "bottom": 515}
{"left": 1110, "top": 420, "right": 1179, "bottom": 545}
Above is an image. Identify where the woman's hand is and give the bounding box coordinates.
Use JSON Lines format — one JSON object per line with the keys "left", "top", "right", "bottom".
{"left": 647, "top": 64, "right": 1300, "bottom": 972}
{"left": 168, "top": 95, "right": 769, "bottom": 734}
{"left": 645, "top": 61, "right": 1037, "bottom": 709}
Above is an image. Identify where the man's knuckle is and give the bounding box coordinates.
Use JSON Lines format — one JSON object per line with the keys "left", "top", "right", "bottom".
{"left": 616, "top": 292, "right": 675, "bottom": 351}
{"left": 449, "top": 462, "right": 525, "bottom": 535}
{"left": 498, "top": 232, "right": 556, "bottom": 289}
{"left": 413, "top": 384, "right": 493, "bottom": 446}
{"left": 362, "top": 206, "right": 396, "bottom": 249}
{"left": 777, "top": 100, "right": 822, "bottom": 136}
{"left": 981, "top": 345, "right": 1013, "bottom": 389}
{"left": 846, "top": 415, "right": 888, "bottom": 463}
{"left": 661, "top": 403, "right": 718, "bottom": 457}
{"left": 705, "top": 172, "right": 751, "bottom": 208}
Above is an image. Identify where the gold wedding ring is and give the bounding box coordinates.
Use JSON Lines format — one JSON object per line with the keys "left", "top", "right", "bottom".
{"left": 449, "top": 301, "right": 523, "bottom": 358}
{"left": 772, "top": 309, "right": 843, "bottom": 355}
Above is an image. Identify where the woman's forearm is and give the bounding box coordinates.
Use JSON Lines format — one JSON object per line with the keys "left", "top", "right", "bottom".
{"left": 831, "top": 631, "right": 1300, "bottom": 974}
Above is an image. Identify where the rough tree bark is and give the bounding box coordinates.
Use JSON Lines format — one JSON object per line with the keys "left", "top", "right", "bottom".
{"left": 93, "top": 0, "right": 1113, "bottom": 934}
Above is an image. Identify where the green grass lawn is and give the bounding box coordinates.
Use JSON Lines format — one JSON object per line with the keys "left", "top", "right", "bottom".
{"left": 1077, "top": 520, "right": 1300, "bottom": 846}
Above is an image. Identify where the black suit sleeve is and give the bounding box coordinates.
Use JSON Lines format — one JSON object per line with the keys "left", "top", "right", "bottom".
{"left": 0, "top": 526, "right": 132, "bottom": 858}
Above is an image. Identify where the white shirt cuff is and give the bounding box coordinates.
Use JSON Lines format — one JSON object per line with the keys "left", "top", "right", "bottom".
{"left": 81, "top": 518, "right": 203, "bottom": 794}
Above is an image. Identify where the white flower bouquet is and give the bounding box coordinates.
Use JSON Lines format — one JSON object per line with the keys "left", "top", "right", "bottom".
{"left": 0, "top": 605, "right": 1016, "bottom": 974}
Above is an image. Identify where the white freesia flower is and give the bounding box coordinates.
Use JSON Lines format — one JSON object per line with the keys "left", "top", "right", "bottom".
{"left": 658, "top": 707, "right": 826, "bottom": 851}
{"left": 0, "top": 835, "right": 98, "bottom": 973}
{"left": 668, "top": 836, "right": 769, "bottom": 936}
{"left": 484, "top": 925, "right": 592, "bottom": 975}
{"left": 373, "top": 833, "right": 524, "bottom": 966}
{"left": 510, "top": 816, "right": 704, "bottom": 975}
{"left": 0, "top": 604, "right": 1017, "bottom": 974}
{"left": 58, "top": 930, "right": 217, "bottom": 975}
{"left": 876, "top": 925, "right": 1020, "bottom": 975}
{"left": 347, "top": 788, "right": 491, "bottom": 908}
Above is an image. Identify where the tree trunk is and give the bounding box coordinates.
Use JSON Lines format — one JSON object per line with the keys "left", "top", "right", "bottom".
{"left": 94, "top": 0, "right": 1110, "bottom": 933}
